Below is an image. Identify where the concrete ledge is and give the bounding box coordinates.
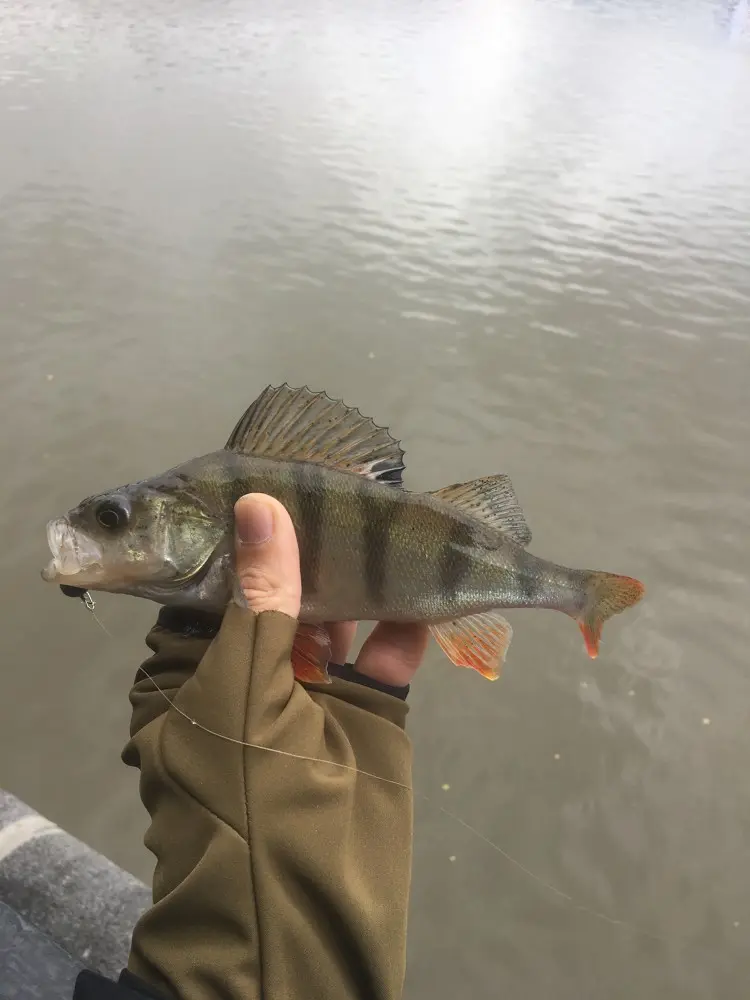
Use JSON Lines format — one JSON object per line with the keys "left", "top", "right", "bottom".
{"left": 0, "top": 900, "right": 82, "bottom": 999}
{"left": 0, "top": 789, "right": 149, "bottom": 982}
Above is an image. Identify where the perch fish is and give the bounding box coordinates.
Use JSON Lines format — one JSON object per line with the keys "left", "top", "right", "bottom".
{"left": 41, "top": 385, "right": 644, "bottom": 682}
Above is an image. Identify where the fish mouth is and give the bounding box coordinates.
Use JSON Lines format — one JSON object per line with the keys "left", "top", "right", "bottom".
{"left": 41, "top": 517, "right": 104, "bottom": 584}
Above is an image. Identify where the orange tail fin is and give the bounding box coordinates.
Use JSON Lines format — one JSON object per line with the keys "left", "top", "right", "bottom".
{"left": 577, "top": 573, "right": 645, "bottom": 658}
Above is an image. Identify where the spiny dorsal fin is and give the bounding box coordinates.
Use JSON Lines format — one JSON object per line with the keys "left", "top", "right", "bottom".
{"left": 431, "top": 475, "right": 531, "bottom": 546}
{"left": 224, "top": 384, "right": 405, "bottom": 487}
{"left": 429, "top": 610, "right": 513, "bottom": 680}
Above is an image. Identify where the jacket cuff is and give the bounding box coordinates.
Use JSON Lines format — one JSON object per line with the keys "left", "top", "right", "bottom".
{"left": 326, "top": 661, "right": 410, "bottom": 701}
{"left": 73, "top": 969, "right": 167, "bottom": 1000}
{"left": 152, "top": 614, "right": 410, "bottom": 702}
{"left": 154, "top": 606, "right": 223, "bottom": 639}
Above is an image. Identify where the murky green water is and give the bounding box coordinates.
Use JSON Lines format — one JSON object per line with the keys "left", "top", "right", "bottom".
{"left": 1, "top": 1, "right": 749, "bottom": 996}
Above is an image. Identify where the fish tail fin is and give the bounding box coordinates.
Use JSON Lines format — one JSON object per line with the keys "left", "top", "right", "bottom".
{"left": 576, "top": 572, "right": 645, "bottom": 658}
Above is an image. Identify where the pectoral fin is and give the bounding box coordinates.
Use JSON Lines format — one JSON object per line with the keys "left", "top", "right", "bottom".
{"left": 291, "top": 623, "right": 332, "bottom": 684}
{"left": 429, "top": 611, "right": 513, "bottom": 681}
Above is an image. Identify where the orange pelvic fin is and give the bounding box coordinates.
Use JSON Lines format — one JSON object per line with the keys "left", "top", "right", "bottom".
{"left": 291, "top": 623, "right": 332, "bottom": 684}
{"left": 577, "top": 573, "right": 645, "bottom": 659}
{"left": 429, "top": 611, "right": 513, "bottom": 681}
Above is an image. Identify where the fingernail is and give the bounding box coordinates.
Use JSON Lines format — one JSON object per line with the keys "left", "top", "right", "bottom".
{"left": 236, "top": 497, "right": 274, "bottom": 545}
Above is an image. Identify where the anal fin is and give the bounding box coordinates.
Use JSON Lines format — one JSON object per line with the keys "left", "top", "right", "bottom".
{"left": 291, "top": 623, "right": 332, "bottom": 684}
{"left": 429, "top": 611, "right": 513, "bottom": 681}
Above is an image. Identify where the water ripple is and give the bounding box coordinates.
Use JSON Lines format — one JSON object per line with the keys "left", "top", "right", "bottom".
{"left": 2, "top": 0, "right": 750, "bottom": 996}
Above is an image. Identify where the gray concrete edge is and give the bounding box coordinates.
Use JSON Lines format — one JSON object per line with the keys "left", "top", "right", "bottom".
{"left": 0, "top": 788, "right": 149, "bottom": 981}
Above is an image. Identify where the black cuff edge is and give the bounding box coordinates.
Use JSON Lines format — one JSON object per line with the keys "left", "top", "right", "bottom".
{"left": 73, "top": 968, "right": 167, "bottom": 1000}
{"left": 325, "top": 662, "right": 410, "bottom": 701}
{"left": 154, "top": 606, "right": 223, "bottom": 639}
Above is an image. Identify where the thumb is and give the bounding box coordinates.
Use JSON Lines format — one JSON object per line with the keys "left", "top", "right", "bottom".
{"left": 233, "top": 494, "right": 301, "bottom": 619}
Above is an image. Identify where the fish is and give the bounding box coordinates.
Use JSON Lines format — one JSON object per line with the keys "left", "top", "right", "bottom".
{"left": 41, "top": 384, "right": 644, "bottom": 683}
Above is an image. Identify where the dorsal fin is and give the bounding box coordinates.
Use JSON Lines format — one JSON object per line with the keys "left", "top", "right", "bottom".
{"left": 224, "top": 384, "right": 405, "bottom": 487}
{"left": 431, "top": 474, "right": 531, "bottom": 546}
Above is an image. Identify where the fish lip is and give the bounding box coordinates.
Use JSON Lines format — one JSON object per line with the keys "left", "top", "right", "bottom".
{"left": 41, "top": 517, "right": 103, "bottom": 583}
{"left": 41, "top": 560, "right": 59, "bottom": 582}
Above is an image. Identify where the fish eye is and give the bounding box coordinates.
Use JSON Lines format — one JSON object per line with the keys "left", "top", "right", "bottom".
{"left": 95, "top": 499, "right": 130, "bottom": 531}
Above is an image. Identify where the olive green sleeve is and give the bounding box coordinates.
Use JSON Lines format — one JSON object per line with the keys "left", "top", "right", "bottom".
{"left": 122, "top": 604, "right": 413, "bottom": 1000}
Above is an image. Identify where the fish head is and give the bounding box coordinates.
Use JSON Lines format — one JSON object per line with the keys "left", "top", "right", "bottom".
{"left": 41, "top": 482, "right": 226, "bottom": 597}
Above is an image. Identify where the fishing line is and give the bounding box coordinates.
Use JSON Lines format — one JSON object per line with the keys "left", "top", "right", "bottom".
{"left": 135, "top": 656, "right": 669, "bottom": 944}
{"left": 70, "top": 588, "right": 115, "bottom": 637}
{"left": 79, "top": 595, "right": 670, "bottom": 948}
{"left": 90, "top": 606, "right": 114, "bottom": 638}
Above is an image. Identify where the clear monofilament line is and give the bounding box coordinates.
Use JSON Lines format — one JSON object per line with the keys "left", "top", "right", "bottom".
{"left": 77, "top": 602, "right": 673, "bottom": 950}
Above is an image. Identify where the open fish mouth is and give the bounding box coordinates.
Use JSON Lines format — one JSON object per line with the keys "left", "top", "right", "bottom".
{"left": 41, "top": 517, "right": 103, "bottom": 582}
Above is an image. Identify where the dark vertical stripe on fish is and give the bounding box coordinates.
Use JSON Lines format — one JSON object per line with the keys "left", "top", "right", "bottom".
{"left": 518, "top": 565, "right": 541, "bottom": 606}
{"left": 358, "top": 482, "right": 398, "bottom": 609}
{"left": 295, "top": 463, "right": 325, "bottom": 597}
{"left": 440, "top": 518, "right": 474, "bottom": 601}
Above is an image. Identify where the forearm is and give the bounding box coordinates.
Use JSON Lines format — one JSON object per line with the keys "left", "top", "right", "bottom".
{"left": 124, "top": 605, "right": 413, "bottom": 1000}
{"left": 124, "top": 607, "right": 222, "bottom": 743}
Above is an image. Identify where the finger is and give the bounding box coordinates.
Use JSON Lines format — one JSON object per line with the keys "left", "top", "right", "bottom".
{"left": 355, "top": 622, "right": 429, "bottom": 688}
{"left": 233, "top": 494, "right": 301, "bottom": 618}
{"left": 326, "top": 621, "right": 358, "bottom": 664}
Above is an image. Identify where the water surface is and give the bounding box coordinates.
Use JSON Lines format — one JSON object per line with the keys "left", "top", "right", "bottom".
{"left": 1, "top": 2, "right": 749, "bottom": 996}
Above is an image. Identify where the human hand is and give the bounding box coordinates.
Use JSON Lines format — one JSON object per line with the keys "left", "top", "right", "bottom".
{"left": 234, "top": 493, "right": 428, "bottom": 688}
